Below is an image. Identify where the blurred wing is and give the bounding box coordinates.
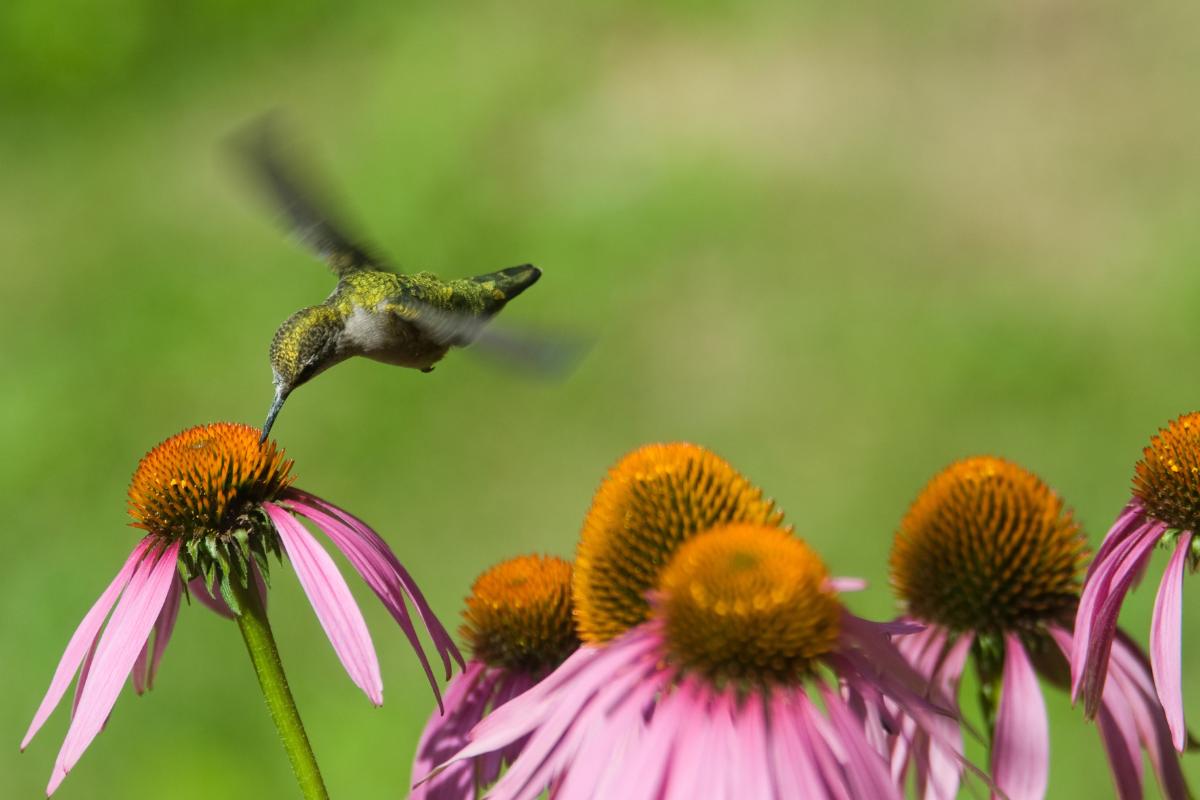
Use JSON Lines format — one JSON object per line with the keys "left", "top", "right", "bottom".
{"left": 231, "top": 115, "right": 387, "bottom": 277}
{"left": 389, "top": 298, "right": 589, "bottom": 378}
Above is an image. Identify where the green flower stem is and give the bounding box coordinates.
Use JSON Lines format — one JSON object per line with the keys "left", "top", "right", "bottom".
{"left": 231, "top": 576, "right": 330, "bottom": 800}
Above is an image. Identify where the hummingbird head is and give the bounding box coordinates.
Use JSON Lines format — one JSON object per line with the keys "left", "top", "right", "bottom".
{"left": 261, "top": 305, "right": 343, "bottom": 442}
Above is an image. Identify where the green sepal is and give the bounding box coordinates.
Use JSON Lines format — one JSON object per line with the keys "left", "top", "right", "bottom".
{"left": 251, "top": 547, "right": 273, "bottom": 588}
{"left": 219, "top": 570, "right": 242, "bottom": 616}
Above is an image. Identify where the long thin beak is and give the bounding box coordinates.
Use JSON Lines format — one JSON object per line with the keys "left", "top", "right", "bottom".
{"left": 260, "top": 389, "right": 288, "bottom": 443}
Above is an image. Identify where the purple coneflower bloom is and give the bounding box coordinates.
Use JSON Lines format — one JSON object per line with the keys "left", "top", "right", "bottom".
{"left": 411, "top": 554, "right": 579, "bottom": 800}
{"left": 430, "top": 524, "right": 966, "bottom": 800}
{"left": 22, "top": 423, "right": 461, "bottom": 795}
{"left": 1073, "top": 412, "right": 1200, "bottom": 753}
{"left": 891, "top": 456, "right": 1186, "bottom": 800}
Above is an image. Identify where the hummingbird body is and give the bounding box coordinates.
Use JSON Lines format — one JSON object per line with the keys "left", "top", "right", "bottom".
{"left": 270, "top": 265, "right": 541, "bottom": 386}
{"left": 238, "top": 117, "right": 555, "bottom": 441}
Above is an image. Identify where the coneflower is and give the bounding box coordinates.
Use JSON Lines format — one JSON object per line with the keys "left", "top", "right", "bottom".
{"left": 891, "top": 456, "right": 1186, "bottom": 800}
{"left": 21, "top": 423, "right": 461, "bottom": 797}
{"left": 411, "top": 554, "right": 579, "bottom": 799}
{"left": 426, "top": 443, "right": 970, "bottom": 799}
{"left": 1073, "top": 412, "right": 1200, "bottom": 753}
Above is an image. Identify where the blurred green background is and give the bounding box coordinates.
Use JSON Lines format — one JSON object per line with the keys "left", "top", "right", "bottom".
{"left": 3, "top": 1, "right": 1199, "bottom": 797}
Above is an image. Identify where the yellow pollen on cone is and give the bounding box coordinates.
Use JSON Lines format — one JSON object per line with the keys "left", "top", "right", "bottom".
{"left": 127, "top": 422, "right": 293, "bottom": 539}
{"left": 461, "top": 555, "right": 579, "bottom": 672}
{"left": 890, "top": 455, "right": 1086, "bottom": 635}
{"left": 572, "top": 442, "right": 787, "bottom": 643}
{"left": 659, "top": 524, "right": 841, "bottom": 686}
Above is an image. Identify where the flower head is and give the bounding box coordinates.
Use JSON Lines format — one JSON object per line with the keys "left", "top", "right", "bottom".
{"left": 1074, "top": 412, "right": 1200, "bottom": 755}
{"left": 573, "top": 442, "right": 784, "bottom": 642}
{"left": 659, "top": 523, "right": 840, "bottom": 685}
{"left": 892, "top": 456, "right": 1086, "bottom": 635}
{"left": 23, "top": 423, "right": 462, "bottom": 795}
{"left": 893, "top": 456, "right": 1187, "bottom": 800}
{"left": 426, "top": 444, "right": 969, "bottom": 800}
{"left": 412, "top": 555, "right": 579, "bottom": 800}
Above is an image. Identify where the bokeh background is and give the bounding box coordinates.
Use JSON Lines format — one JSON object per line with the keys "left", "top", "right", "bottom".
{"left": 3, "top": 1, "right": 1199, "bottom": 797}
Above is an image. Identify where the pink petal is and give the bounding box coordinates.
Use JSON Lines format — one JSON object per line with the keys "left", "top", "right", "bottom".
{"left": 1073, "top": 516, "right": 1155, "bottom": 683}
{"left": 283, "top": 494, "right": 449, "bottom": 709}
{"left": 1107, "top": 633, "right": 1190, "bottom": 800}
{"left": 1097, "top": 687, "right": 1145, "bottom": 800}
{"left": 992, "top": 635, "right": 1048, "bottom": 800}
{"left": 917, "top": 631, "right": 973, "bottom": 800}
{"left": 69, "top": 638, "right": 99, "bottom": 722}
{"left": 187, "top": 575, "right": 234, "bottom": 618}
{"left": 410, "top": 661, "right": 494, "bottom": 800}
{"left": 1151, "top": 531, "right": 1191, "bottom": 751}
{"left": 283, "top": 489, "right": 463, "bottom": 674}
{"left": 828, "top": 577, "right": 868, "bottom": 593}
{"left": 603, "top": 676, "right": 693, "bottom": 799}
{"left": 793, "top": 691, "right": 854, "bottom": 800}
{"left": 820, "top": 681, "right": 903, "bottom": 800}
{"left": 1087, "top": 502, "right": 1149, "bottom": 580}
{"left": 21, "top": 538, "right": 153, "bottom": 752}
{"left": 265, "top": 502, "right": 383, "bottom": 705}
{"left": 1048, "top": 622, "right": 1145, "bottom": 800}
{"left": 1074, "top": 522, "right": 1164, "bottom": 714}
{"left": 131, "top": 636, "right": 150, "bottom": 696}
{"left": 48, "top": 540, "right": 181, "bottom": 795}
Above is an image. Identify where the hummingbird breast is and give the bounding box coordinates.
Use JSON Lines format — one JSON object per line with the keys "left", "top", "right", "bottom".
{"left": 338, "top": 304, "right": 449, "bottom": 370}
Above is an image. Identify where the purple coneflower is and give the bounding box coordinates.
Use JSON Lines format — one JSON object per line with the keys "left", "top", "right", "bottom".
{"left": 1073, "top": 412, "right": 1200, "bottom": 753}
{"left": 891, "top": 456, "right": 1186, "bottom": 800}
{"left": 411, "top": 554, "right": 579, "bottom": 799}
{"left": 426, "top": 443, "right": 969, "bottom": 799}
{"left": 22, "top": 422, "right": 461, "bottom": 797}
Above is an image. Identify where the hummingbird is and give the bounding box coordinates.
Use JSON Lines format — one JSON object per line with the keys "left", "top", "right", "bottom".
{"left": 235, "top": 119, "right": 563, "bottom": 442}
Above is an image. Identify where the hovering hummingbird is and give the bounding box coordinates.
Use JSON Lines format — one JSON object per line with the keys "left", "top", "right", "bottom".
{"left": 234, "top": 119, "right": 566, "bottom": 442}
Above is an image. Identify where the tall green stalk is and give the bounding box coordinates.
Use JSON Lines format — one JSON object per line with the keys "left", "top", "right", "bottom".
{"left": 231, "top": 577, "right": 330, "bottom": 800}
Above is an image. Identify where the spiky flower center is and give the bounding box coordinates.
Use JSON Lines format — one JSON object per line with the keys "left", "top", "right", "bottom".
{"left": 573, "top": 443, "right": 786, "bottom": 643}
{"left": 128, "top": 423, "right": 293, "bottom": 540}
{"left": 659, "top": 525, "right": 840, "bottom": 686}
{"left": 461, "top": 555, "right": 579, "bottom": 673}
{"left": 890, "top": 456, "right": 1086, "bottom": 635}
{"left": 1132, "top": 412, "right": 1200, "bottom": 533}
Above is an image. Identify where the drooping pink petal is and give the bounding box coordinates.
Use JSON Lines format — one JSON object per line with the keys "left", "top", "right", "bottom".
{"left": 187, "top": 575, "right": 234, "bottom": 618}
{"left": 1072, "top": 517, "right": 1158, "bottom": 689}
{"left": 282, "top": 494, "right": 449, "bottom": 708}
{"left": 820, "top": 681, "right": 903, "bottom": 800}
{"left": 555, "top": 669, "right": 659, "bottom": 800}
{"left": 21, "top": 537, "right": 154, "bottom": 752}
{"left": 828, "top": 577, "right": 867, "bottom": 593}
{"left": 478, "top": 671, "right": 538, "bottom": 786}
{"left": 283, "top": 489, "right": 463, "bottom": 674}
{"left": 601, "top": 674, "right": 693, "bottom": 799}
{"left": 131, "top": 636, "right": 150, "bottom": 695}
{"left": 1152, "top": 531, "right": 1191, "bottom": 751}
{"left": 69, "top": 638, "right": 99, "bottom": 723}
{"left": 411, "top": 661, "right": 494, "bottom": 800}
{"left": 1074, "top": 521, "right": 1164, "bottom": 714}
{"left": 48, "top": 540, "right": 181, "bottom": 796}
{"left": 486, "top": 648, "right": 661, "bottom": 800}
{"left": 1086, "top": 502, "right": 1150, "bottom": 580}
{"left": 992, "top": 635, "right": 1048, "bottom": 800}
{"left": 915, "top": 630, "right": 973, "bottom": 800}
{"left": 264, "top": 502, "right": 383, "bottom": 706}
{"left": 1107, "top": 632, "right": 1190, "bottom": 800}
{"left": 793, "top": 690, "right": 855, "bottom": 800}
{"left": 1045, "top": 620, "right": 1146, "bottom": 800}
{"left": 1097, "top": 688, "right": 1145, "bottom": 800}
